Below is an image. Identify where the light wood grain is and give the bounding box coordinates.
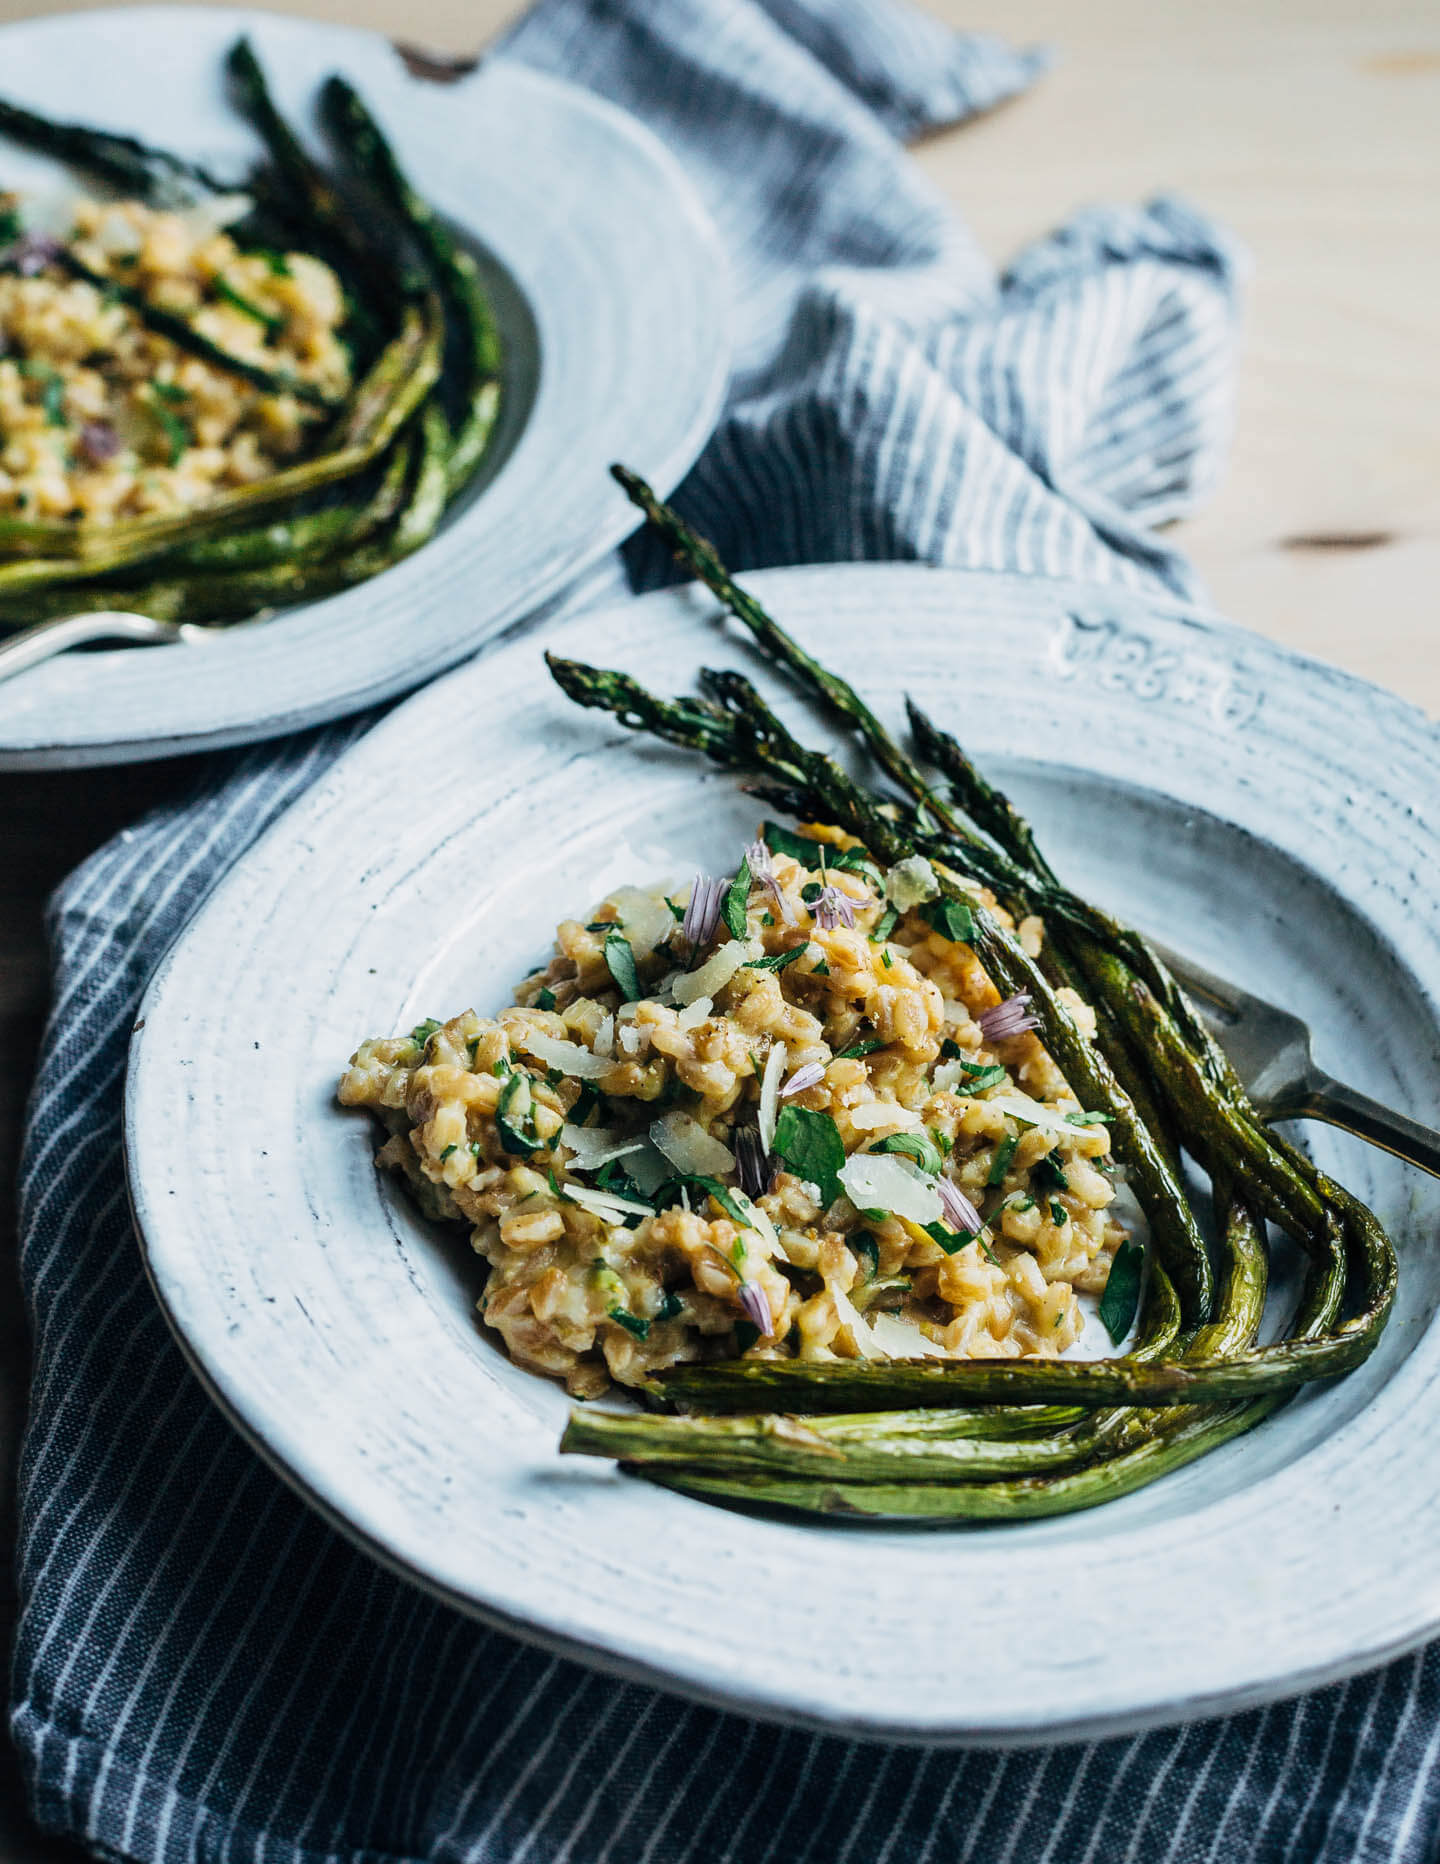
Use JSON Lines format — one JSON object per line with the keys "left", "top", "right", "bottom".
{"left": 2, "top": 0, "right": 1433, "bottom": 702}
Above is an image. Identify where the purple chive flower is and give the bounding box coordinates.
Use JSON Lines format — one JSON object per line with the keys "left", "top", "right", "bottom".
{"left": 779, "top": 1061, "right": 825, "bottom": 1099}
{"left": 978, "top": 992, "right": 1041, "bottom": 1043}
{"left": 811, "top": 884, "right": 856, "bottom": 931}
{"left": 681, "top": 873, "right": 725, "bottom": 952}
{"left": 738, "top": 1279, "right": 774, "bottom": 1338}
{"left": 937, "top": 1178, "right": 983, "bottom": 1235}
{"left": 78, "top": 420, "right": 120, "bottom": 466}
{"left": 746, "top": 839, "right": 796, "bottom": 925}
{"left": 3, "top": 231, "right": 63, "bottom": 277}
{"left": 734, "top": 1125, "right": 772, "bottom": 1199}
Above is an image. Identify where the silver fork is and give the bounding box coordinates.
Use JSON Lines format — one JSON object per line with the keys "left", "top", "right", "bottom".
{"left": 0, "top": 609, "right": 225, "bottom": 685}
{"left": 1153, "top": 940, "right": 1440, "bottom": 1180}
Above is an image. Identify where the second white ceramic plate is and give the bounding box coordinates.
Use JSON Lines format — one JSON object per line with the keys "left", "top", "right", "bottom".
{"left": 127, "top": 565, "right": 1440, "bottom": 1743}
{"left": 0, "top": 6, "right": 729, "bottom": 767}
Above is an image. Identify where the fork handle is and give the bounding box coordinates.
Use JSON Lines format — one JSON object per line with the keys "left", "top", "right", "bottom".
{"left": 0, "top": 611, "right": 176, "bottom": 685}
{"left": 1275, "top": 1071, "right": 1440, "bottom": 1181}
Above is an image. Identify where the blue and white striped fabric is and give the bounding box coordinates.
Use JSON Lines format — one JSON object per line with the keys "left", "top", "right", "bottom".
{"left": 16, "top": 2, "right": 1440, "bottom": 1860}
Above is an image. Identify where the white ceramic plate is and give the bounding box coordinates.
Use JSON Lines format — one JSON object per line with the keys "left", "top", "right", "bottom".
{"left": 126, "top": 565, "right": 1440, "bottom": 1744}
{"left": 0, "top": 6, "right": 729, "bottom": 768}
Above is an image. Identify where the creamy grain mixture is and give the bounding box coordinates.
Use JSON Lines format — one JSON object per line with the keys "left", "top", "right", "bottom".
{"left": 339, "top": 825, "right": 1128, "bottom": 1398}
{"left": 0, "top": 193, "right": 350, "bottom": 523}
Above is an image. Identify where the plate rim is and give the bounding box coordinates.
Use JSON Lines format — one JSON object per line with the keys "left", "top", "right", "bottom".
{"left": 0, "top": 5, "right": 732, "bottom": 768}
{"left": 124, "top": 561, "right": 1440, "bottom": 1744}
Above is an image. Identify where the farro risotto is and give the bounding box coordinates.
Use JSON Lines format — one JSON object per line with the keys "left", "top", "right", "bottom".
{"left": 0, "top": 193, "right": 350, "bottom": 523}
{"left": 0, "top": 39, "right": 502, "bottom": 630}
{"left": 339, "top": 824, "right": 1130, "bottom": 1399}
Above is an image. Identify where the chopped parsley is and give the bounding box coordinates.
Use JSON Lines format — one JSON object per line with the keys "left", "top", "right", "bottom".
{"left": 496, "top": 1070, "right": 542, "bottom": 1157}
{"left": 1066, "top": 1111, "right": 1114, "bottom": 1127}
{"left": 760, "top": 821, "right": 880, "bottom": 883}
{"left": 872, "top": 1130, "right": 944, "bottom": 1176}
{"left": 869, "top": 906, "right": 899, "bottom": 944}
{"left": 1049, "top": 1199, "right": 1068, "bottom": 1226}
{"left": 881, "top": 950, "right": 893, "bottom": 969}
{"left": 655, "top": 1291, "right": 684, "bottom": 1323}
{"left": 835, "top": 1037, "right": 885, "bottom": 1061}
{"left": 744, "top": 944, "right": 806, "bottom": 973}
{"left": 800, "top": 882, "right": 823, "bottom": 904}
{"left": 652, "top": 1173, "right": 754, "bottom": 1230}
{"left": 771, "top": 1104, "right": 846, "bottom": 1207}
{"left": 1033, "top": 1150, "right": 1070, "bottom": 1192}
{"left": 665, "top": 895, "right": 685, "bottom": 923}
{"left": 813, "top": 957, "right": 830, "bottom": 974}
{"left": 987, "top": 1134, "right": 1018, "bottom": 1186}
{"left": 721, "top": 858, "right": 751, "bottom": 941}
{"left": 603, "top": 930, "right": 642, "bottom": 1002}
{"left": 214, "top": 275, "right": 283, "bottom": 332}
{"left": 958, "top": 1062, "right": 1008, "bottom": 1092}
{"left": 19, "top": 360, "right": 67, "bottom": 428}
{"left": 534, "top": 986, "right": 556, "bottom": 1011}
{"left": 920, "top": 897, "right": 975, "bottom": 944}
{"left": 608, "top": 1307, "right": 650, "bottom": 1341}
{"left": 439, "top": 1144, "right": 457, "bottom": 1161}
{"left": 922, "top": 1220, "right": 973, "bottom": 1255}
{"left": 147, "top": 386, "right": 189, "bottom": 464}
{"left": 851, "top": 1234, "right": 880, "bottom": 1281}
{"left": 1099, "top": 1238, "right": 1145, "bottom": 1343}
{"left": 410, "top": 1018, "right": 442, "bottom": 1048}
{"left": 940, "top": 1038, "right": 962, "bottom": 1060}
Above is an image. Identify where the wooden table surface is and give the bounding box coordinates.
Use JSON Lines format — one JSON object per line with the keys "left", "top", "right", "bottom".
{"left": 0, "top": 0, "right": 1435, "bottom": 1854}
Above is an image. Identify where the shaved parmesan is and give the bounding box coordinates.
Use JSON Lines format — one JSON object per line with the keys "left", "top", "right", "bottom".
{"left": 517, "top": 1031, "right": 613, "bottom": 1080}
{"left": 561, "top": 1182, "right": 654, "bottom": 1222}
{"left": 594, "top": 1013, "right": 615, "bottom": 1058}
{"left": 677, "top": 995, "right": 712, "bottom": 1029}
{"left": 838, "top": 1152, "right": 942, "bottom": 1224}
{"left": 758, "top": 1041, "right": 787, "bottom": 1154}
{"left": 649, "top": 1111, "right": 735, "bottom": 1177}
{"left": 865, "top": 1312, "right": 951, "bottom": 1358}
{"left": 673, "top": 939, "right": 753, "bottom": 1006}
{"left": 984, "top": 1092, "right": 1083, "bottom": 1137}
{"left": 848, "top": 1101, "right": 921, "bottom": 1132}
{"left": 830, "top": 1285, "right": 879, "bottom": 1358}
{"left": 559, "top": 1125, "right": 646, "bottom": 1171}
{"left": 601, "top": 886, "right": 677, "bottom": 955}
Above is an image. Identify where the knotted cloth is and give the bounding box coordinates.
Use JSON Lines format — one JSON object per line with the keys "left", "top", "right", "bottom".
{"left": 19, "top": 2, "right": 1437, "bottom": 1860}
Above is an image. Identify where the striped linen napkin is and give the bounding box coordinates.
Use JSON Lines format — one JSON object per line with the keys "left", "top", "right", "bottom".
{"left": 17, "top": 2, "right": 1438, "bottom": 1860}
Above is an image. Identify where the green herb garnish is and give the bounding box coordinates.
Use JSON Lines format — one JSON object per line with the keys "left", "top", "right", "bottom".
{"left": 721, "top": 858, "right": 752, "bottom": 941}
{"left": 1049, "top": 1199, "right": 1068, "bottom": 1226}
{"left": 1099, "top": 1238, "right": 1145, "bottom": 1343}
{"left": 439, "top": 1144, "right": 457, "bottom": 1161}
{"left": 1066, "top": 1111, "right": 1114, "bottom": 1127}
{"left": 771, "top": 1104, "right": 846, "bottom": 1206}
{"left": 869, "top": 906, "right": 899, "bottom": 944}
{"left": 652, "top": 1174, "right": 754, "bottom": 1230}
{"left": 872, "top": 1131, "right": 944, "bottom": 1176}
{"left": 760, "top": 821, "right": 879, "bottom": 882}
{"left": 734, "top": 1319, "right": 760, "bottom": 1352}
{"left": 745, "top": 945, "right": 806, "bottom": 973}
{"left": 147, "top": 387, "right": 189, "bottom": 464}
{"left": 1034, "top": 1150, "right": 1070, "bottom": 1192}
{"left": 958, "top": 1063, "right": 1008, "bottom": 1092}
{"left": 214, "top": 275, "right": 283, "bottom": 332}
{"left": 608, "top": 1307, "right": 650, "bottom": 1341}
{"left": 920, "top": 897, "right": 975, "bottom": 944}
{"left": 987, "top": 1135, "right": 1018, "bottom": 1186}
{"left": 496, "top": 1070, "right": 542, "bottom": 1157}
{"left": 656, "top": 1291, "right": 683, "bottom": 1323}
{"left": 835, "top": 1037, "right": 885, "bottom": 1061}
{"left": 534, "top": 986, "right": 556, "bottom": 1011}
{"left": 922, "top": 1220, "right": 974, "bottom": 1255}
{"left": 881, "top": 950, "right": 893, "bottom": 969}
{"left": 851, "top": 1234, "right": 880, "bottom": 1280}
{"left": 410, "top": 1018, "right": 441, "bottom": 1048}
{"left": 603, "top": 930, "right": 642, "bottom": 1002}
